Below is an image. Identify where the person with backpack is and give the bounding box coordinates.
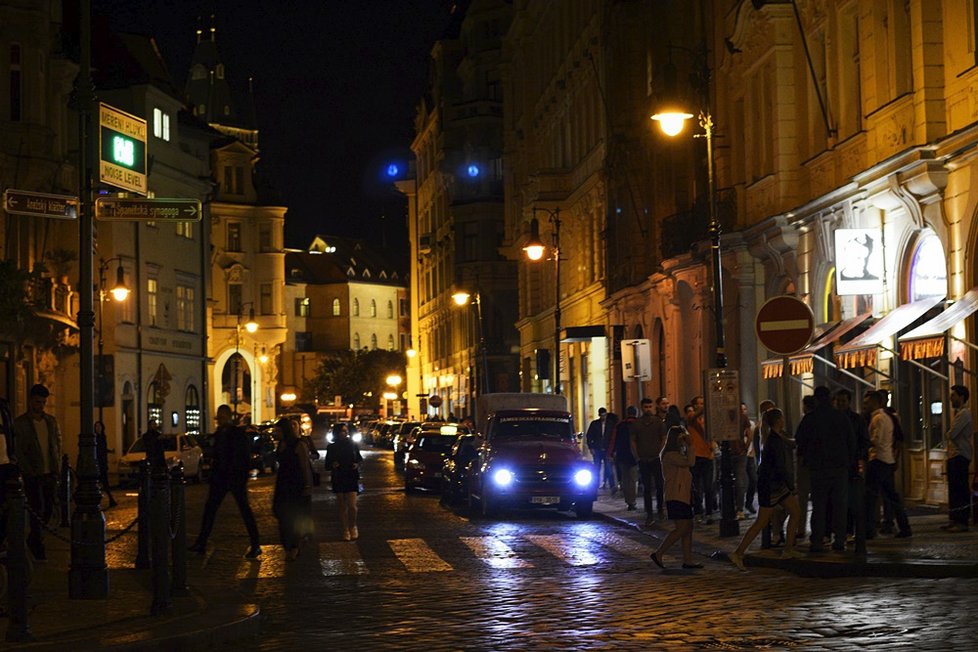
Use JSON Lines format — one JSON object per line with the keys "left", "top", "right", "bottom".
{"left": 863, "top": 390, "right": 911, "bottom": 539}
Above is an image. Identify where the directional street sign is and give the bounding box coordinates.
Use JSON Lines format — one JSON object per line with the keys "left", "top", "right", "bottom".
{"left": 95, "top": 197, "right": 202, "bottom": 222}
{"left": 3, "top": 189, "right": 78, "bottom": 219}
{"left": 755, "top": 295, "right": 815, "bottom": 356}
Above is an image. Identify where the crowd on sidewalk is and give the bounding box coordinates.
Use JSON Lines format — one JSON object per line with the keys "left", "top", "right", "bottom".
{"left": 584, "top": 383, "right": 976, "bottom": 571}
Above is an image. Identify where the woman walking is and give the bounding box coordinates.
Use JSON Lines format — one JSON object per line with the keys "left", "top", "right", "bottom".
{"left": 729, "top": 407, "right": 803, "bottom": 570}
{"left": 94, "top": 421, "right": 117, "bottom": 508}
{"left": 325, "top": 422, "right": 362, "bottom": 541}
{"left": 649, "top": 426, "right": 701, "bottom": 569}
{"left": 272, "top": 417, "right": 313, "bottom": 561}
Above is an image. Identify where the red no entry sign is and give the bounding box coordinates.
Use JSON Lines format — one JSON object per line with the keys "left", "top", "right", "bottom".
{"left": 755, "top": 296, "right": 815, "bottom": 356}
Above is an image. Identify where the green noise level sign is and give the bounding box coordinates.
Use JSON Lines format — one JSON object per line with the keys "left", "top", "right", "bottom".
{"left": 99, "top": 103, "right": 147, "bottom": 195}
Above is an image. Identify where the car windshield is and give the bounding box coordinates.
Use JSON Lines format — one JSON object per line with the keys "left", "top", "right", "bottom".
{"left": 491, "top": 416, "right": 573, "bottom": 441}
{"left": 127, "top": 436, "right": 179, "bottom": 454}
{"left": 415, "top": 435, "right": 456, "bottom": 453}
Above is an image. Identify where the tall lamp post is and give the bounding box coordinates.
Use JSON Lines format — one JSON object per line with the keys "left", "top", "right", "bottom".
{"left": 96, "top": 257, "right": 130, "bottom": 426}
{"left": 232, "top": 303, "right": 258, "bottom": 417}
{"left": 523, "top": 208, "right": 562, "bottom": 395}
{"left": 452, "top": 288, "right": 490, "bottom": 400}
{"left": 651, "top": 48, "right": 737, "bottom": 537}
{"left": 385, "top": 374, "right": 402, "bottom": 418}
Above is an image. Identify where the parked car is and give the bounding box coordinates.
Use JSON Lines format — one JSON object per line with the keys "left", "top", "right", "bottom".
{"left": 117, "top": 433, "right": 204, "bottom": 486}
{"left": 277, "top": 411, "right": 313, "bottom": 436}
{"left": 404, "top": 431, "right": 459, "bottom": 492}
{"left": 392, "top": 421, "right": 422, "bottom": 467}
{"left": 250, "top": 425, "right": 280, "bottom": 475}
{"left": 440, "top": 434, "right": 479, "bottom": 504}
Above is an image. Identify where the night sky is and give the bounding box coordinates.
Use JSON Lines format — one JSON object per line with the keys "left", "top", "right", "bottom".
{"left": 90, "top": 0, "right": 460, "bottom": 261}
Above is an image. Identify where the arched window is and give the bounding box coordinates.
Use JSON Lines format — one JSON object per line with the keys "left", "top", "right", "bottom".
{"left": 370, "top": 333, "right": 378, "bottom": 350}
{"left": 185, "top": 385, "right": 201, "bottom": 436}
{"left": 353, "top": 298, "right": 360, "bottom": 317}
{"left": 370, "top": 299, "right": 377, "bottom": 317}
{"left": 388, "top": 334, "right": 395, "bottom": 350}
{"left": 353, "top": 333, "right": 360, "bottom": 350}
{"left": 332, "top": 298, "right": 341, "bottom": 316}
{"left": 387, "top": 300, "right": 394, "bottom": 319}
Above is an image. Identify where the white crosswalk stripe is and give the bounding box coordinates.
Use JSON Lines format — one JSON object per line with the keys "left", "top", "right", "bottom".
{"left": 388, "top": 537, "right": 454, "bottom": 572}
{"left": 525, "top": 534, "right": 600, "bottom": 566}
{"left": 574, "top": 529, "right": 653, "bottom": 560}
{"left": 460, "top": 536, "right": 534, "bottom": 569}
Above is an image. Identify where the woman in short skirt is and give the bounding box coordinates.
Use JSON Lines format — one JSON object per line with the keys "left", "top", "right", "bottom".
{"left": 325, "top": 422, "right": 363, "bottom": 541}
{"left": 729, "top": 407, "right": 803, "bottom": 570}
{"left": 650, "top": 426, "right": 700, "bottom": 569}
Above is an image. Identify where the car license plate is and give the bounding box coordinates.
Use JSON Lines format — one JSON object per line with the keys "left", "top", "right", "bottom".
{"left": 531, "top": 496, "right": 560, "bottom": 505}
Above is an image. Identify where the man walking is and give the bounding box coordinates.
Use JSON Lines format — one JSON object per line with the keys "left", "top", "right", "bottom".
{"left": 796, "top": 386, "right": 855, "bottom": 552}
{"left": 632, "top": 398, "right": 666, "bottom": 525}
{"left": 189, "top": 404, "right": 262, "bottom": 558}
{"left": 863, "top": 390, "right": 912, "bottom": 539}
{"left": 942, "top": 385, "right": 972, "bottom": 532}
{"left": 608, "top": 406, "right": 638, "bottom": 510}
{"left": 585, "top": 407, "right": 613, "bottom": 490}
{"left": 13, "top": 384, "right": 61, "bottom": 561}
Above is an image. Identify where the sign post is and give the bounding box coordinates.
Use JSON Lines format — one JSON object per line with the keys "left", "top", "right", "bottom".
{"left": 755, "top": 295, "right": 815, "bottom": 432}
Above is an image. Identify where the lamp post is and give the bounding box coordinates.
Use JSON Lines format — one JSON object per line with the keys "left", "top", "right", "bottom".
{"left": 451, "top": 288, "right": 490, "bottom": 400}
{"left": 96, "top": 257, "right": 130, "bottom": 426}
{"left": 523, "top": 208, "right": 562, "bottom": 395}
{"left": 651, "top": 48, "right": 737, "bottom": 537}
{"left": 385, "top": 374, "right": 402, "bottom": 418}
{"left": 232, "top": 303, "right": 258, "bottom": 417}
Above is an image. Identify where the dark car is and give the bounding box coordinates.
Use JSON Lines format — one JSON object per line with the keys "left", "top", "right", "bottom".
{"left": 392, "top": 421, "right": 422, "bottom": 467}
{"left": 251, "top": 426, "right": 280, "bottom": 474}
{"left": 404, "top": 432, "right": 458, "bottom": 492}
{"left": 440, "top": 434, "right": 479, "bottom": 504}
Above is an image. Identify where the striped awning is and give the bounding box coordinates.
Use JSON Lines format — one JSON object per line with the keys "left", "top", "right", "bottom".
{"left": 834, "top": 296, "right": 945, "bottom": 369}
{"left": 761, "top": 313, "right": 872, "bottom": 378}
{"left": 898, "top": 286, "right": 978, "bottom": 361}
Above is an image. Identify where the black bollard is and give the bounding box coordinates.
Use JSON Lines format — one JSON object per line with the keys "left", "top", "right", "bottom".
{"left": 59, "top": 454, "right": 71, "bottom": 528}
{"left": 149, "top": 464, "right": 172, "bottom": 616}
{"left": 135, "top": 459, "right": 151, "bottom": 569}
{"left": 4, "top": 469, "right": 33, "bottom": 642}
{"left": 170, "top": 462, "right": 188, "bottom": 596}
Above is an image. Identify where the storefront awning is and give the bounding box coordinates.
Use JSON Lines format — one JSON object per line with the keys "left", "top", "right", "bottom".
{"left": 834, "top": 296, "right": 945, "bottom": 369}
{"left": 761, "top": 313, "right": 872, "bottom": 379}
{"left": 898, "top": 286, "right": 978, "bottom": 361}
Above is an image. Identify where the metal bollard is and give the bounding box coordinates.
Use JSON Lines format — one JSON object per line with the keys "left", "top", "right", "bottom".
{"left": 59, "top": 454, "right": 71, "bottom": 528}
{"left": 4, "top": 469, "right": 33, "bottom": 642}
{"left": 170, "top": 462, "right": 188, "bottom": 596}
{"left": 149, "top": 464, "right": 172, "bottom": 616}
{"left": 135, "top": 459, "right": 151, "bottom": 569}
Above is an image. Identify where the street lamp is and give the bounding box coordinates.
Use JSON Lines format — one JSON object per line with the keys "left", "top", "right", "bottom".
{"left": 651, "top": 47, "right": 736, "bottom": 536}
{"left": 232, "top": 302, "right": 259, "bottom": 416}
{"left": 385, "top": 374, "right": 402, "bottom": 418}
{"left": 96, "top": 257, "right": 130, "bottom": 426}
{"left": 523, "top": 208, "right": 562, "bottom": 394}
{"left": 452, "top": 288, "right": 490, "bottom": 399}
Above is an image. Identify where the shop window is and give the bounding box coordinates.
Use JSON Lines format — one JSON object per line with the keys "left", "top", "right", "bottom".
{"left": 185, "top": 385, "right": 201, "bottom": 436}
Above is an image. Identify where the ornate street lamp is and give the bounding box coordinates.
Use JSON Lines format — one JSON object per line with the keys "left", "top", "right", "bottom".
{"left": 452, "top": 287, "right": 490, "bottom": 400}
{"left": 523, "top": 208, "right": 562, "bottom": 394}
{"left": 651, "top": 47, "right": 736, "bottom": 537}
{"left": 233, "top": 302, "right": 259, "bottom": 416}
{"left": 96, "top": 257, "right": 130, "bottom": 426}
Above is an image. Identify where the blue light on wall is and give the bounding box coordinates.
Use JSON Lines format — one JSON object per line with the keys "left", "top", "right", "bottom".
{"left": 467, "top": 164, "right": 480, "bottom": 178}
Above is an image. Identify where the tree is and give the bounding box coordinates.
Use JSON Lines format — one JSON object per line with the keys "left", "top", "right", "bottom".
{"left": 308, "top": 349, "right": 406, "bottom": 410}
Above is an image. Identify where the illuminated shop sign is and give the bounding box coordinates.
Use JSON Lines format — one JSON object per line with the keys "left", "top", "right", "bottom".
{"left": 835, "top": 228, "right": 884, "bottom": 296}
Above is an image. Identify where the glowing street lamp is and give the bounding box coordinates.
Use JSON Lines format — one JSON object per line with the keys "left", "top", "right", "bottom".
{"left": 523, "top": 208, "right": 562, "bottom": 394}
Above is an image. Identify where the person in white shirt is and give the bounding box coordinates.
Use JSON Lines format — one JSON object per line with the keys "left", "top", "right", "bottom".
{"left": 863, "top": 390, "right": 911, "bottom": 539}
{"left": 942, "top": 385, "right": 973, "bottom": 532}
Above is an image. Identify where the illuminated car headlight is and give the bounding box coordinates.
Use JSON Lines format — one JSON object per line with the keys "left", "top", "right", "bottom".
{"left": 574, "top": 469, "right": 593, "bottom": 487}
{"left": 492, "top": 468, "right": 514, "bottom": 487}
{"left": 352, "top": 432, "right": 363, "bottom": 444}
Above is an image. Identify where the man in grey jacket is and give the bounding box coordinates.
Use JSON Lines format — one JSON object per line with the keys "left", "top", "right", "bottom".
{"left": 943, "top": 385, "right": 973, "bottom": 532}
{"left": 13, "top": 384, "right": 62, "bottom": 560}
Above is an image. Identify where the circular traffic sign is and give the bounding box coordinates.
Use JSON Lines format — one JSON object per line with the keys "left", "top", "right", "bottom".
{"left": 428, "top": 394, "right": 443, "bottom": 408}
{"left": 755, "top": 296, "right": 815, "bottom": 356}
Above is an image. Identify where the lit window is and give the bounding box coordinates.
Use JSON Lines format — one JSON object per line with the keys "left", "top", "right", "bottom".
{"left": 370, "top": 334, "right": 378, "bottom": 350}
{"left": 296, "top": 297, "right": 311, "bottom": 317}
{"left": 388, "top": 334, "right": 395, "bottom": 350}
{"left": 148, "top": 278, "right": 159, "bottom": 326}
{"left": 353, "top": 298, "right": 359, "bottom": 317}
{"left": 332, "top": 298, "right": 340, "bottom": 316}
{"left": 176, "top": 285, "right": 195, "bottom": 331}
{"left": 387, "top": 300, "right": 394, "bottom": 319}
{"left": 370, "top": 299, "right": 377, "bottom": 318}
{"left": 176, "top": 221, "right": 193, "bottom": 239}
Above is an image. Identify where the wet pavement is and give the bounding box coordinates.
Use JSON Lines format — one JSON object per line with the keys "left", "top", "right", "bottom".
{"left": 5, "top": 448, "right": 978, "bottom": 650}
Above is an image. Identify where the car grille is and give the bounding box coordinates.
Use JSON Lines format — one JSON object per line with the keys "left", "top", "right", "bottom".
{"left": 511, "top": 464, "right": 573, "bottom": 487}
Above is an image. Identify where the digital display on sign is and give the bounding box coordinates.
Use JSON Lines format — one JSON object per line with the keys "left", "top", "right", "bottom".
{"left": 99, "top": 103, "right": 147, "bottom": 195}
{"left": 835, "top": 228, "right": 884, "bottom": 296}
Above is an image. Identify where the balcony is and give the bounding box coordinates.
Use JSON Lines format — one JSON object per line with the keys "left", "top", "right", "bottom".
{"left": 28, "top": 276, "right": 77, "bottom": 330}
{"left": 659, "top": 188, "right": 737, "bottom": 260}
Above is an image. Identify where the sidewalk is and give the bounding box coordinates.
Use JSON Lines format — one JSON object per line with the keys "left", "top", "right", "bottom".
{"left": 3, "top": 494, "right": 260, "bottom": 650}
{"left": 593, "top": 488, "right": 978, "bottom": 578}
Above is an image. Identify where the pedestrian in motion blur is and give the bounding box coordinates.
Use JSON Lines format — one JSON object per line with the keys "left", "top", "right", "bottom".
{"left": 649, "top": 425, "right": 701, "bottom": 570}
{"left": 585, "top": 407, "right": 614, "bottom": 490}
{"left": 273, "top": 417, "right": 313, "bottom": 561}
{"left": 189, "top": 404, "right": 262, "bottom": 558}
{"left": 943, "top": 385, "right": 972, "bottom": 532}
{"left": 729, "top": 408, "right": 803, "bottom": 571}
{"left": 94, "top": 420, "right": 118, "bottom": 508}
{"left": 326, "top": 422, "right": 363, "bottom": 541}
{"left": 13, "top": 383, "right": 62, "bottom": 561}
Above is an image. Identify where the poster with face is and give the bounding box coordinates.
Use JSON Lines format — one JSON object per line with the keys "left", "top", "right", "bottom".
{"left": 835, "top": 228, "right": 884, "bottom": 295}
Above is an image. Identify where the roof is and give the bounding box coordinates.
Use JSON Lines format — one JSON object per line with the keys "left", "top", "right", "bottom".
{"left": 284, "top": 236, "right": 405, "bottom": 286}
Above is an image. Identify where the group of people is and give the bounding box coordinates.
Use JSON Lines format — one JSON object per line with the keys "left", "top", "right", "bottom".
{"left": 188, "top": 407, "right": 364, "bottom": 560}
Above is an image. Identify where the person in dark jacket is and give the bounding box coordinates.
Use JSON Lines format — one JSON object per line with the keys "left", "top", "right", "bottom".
{"left": 608, "top": 407, "right": 638, "bottom": 510}
{"left": 94, "top": 420, "right": 117, "bottom": 508}
{"left": 585, "top": 407, "right": 613, "bottom": 489}
{"left": 795, "top": 386, "right": 855, "bottom": 552}
{"left": 272, "top": 418, "right": 313, "bottom": 561}
{"left": 729, "top": 407, "right": 803, "bottom": 570}
{"left": 13, "top": 384, "right": 62, "bottom": 561}
{"left": 189, "top": 404, "right": 261, "bottom": 558}
{"left": 325, "top": 422, "right": 363, "bottom": 541}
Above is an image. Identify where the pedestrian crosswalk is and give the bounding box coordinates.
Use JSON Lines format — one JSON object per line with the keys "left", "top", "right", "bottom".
{"left": 219, "top": 530, "right": 657, "bottom": 579}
